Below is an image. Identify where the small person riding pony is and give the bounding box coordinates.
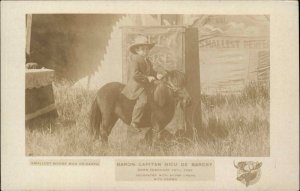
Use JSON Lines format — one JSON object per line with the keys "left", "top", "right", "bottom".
{"left": 90, "top": 35, "right": 191, "bottom": 145}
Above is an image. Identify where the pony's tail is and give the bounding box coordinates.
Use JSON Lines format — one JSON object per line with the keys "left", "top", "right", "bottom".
{"left": 90, "top": 99, "right": 101, "bottom": 137}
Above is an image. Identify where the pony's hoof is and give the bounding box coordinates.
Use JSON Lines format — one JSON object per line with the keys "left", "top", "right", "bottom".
{"left": 92, "top": 135, "right": 99, "bottom": 142}
{"left": 128, "top": 125, "right": 141, "bottom": 133}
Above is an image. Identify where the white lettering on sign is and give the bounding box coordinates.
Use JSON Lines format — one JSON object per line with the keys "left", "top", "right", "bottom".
{"left": 199, "top": 38, "right": 269, "bottom": 49}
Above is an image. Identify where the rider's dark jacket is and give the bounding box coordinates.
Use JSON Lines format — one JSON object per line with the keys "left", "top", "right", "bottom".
{"left": 121, "top": 54, "right": 156, "bottom": 100}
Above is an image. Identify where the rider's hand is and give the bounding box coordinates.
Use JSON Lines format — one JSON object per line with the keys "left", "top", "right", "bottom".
{"left": 157, "top": 70, "right": 167, "bottom": 80}
{"left": 156, "top": 73, "right": 164, "bottom": 80}
{"left": 147, "top": 76, "right": 155, "bottom": 82}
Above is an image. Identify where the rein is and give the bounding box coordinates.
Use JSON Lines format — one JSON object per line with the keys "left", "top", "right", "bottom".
{"left": 153, "top": 79, "right": 183, "bottom": 97}
{"left": 164, "top": 81, "right": 183, "bottom": 93}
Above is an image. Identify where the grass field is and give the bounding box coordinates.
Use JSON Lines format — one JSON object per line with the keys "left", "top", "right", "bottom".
{"left": 26, "top": 80, "right": 270, "bottom": 156}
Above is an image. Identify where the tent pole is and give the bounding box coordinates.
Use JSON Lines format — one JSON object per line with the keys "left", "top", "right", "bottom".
{"left": 87, "top": 75, "right": 91, "bottom": 90}
{"left": 26, "top": 14, "right": 32, "bottom": 56}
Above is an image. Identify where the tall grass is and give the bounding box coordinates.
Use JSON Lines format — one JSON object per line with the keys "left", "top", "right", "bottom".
{"left": 26, "top": 81, "right": 269, "bottom": 156}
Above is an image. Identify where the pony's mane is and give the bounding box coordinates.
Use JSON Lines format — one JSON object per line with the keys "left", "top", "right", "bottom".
{"left": 163, "top": 70, "right": 186, "bottom": 88}
{"left": 154, "top": 70, "right": 186, "bottom": 107}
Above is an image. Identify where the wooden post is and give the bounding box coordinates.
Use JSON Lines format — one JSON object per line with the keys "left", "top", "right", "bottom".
{"left": 87, "top": 74, "right": 91, "bottom": 89}
{"left": 185, "top": 27, "right": 202, "bottom": 136}
{"left": 26, "top": 14, "right": 32, "bottom": 56}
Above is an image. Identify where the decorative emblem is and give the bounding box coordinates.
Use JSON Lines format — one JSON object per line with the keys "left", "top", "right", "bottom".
{"left": 234, "top": 161, "right": 262, "bottom": 187}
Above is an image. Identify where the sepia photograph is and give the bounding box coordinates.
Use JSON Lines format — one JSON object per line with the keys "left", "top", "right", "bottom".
{"left": 1, "top": 1, "right": 299, "bottom": 190}
{"left": 25, "top": 14, "right": 270, "bottom": 156}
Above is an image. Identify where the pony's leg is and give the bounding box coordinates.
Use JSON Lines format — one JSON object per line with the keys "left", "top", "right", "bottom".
{"left": 144, "top": 128, "right": 153, "bottom": 145}
{"left": 90, "top": 99, "right": 102, "bottom": 141}
{"left": 151, "top": 120, "right": 161, "bottom": 147}
{"left": 100, "top": 113, "right": 118, "bottom": 145}
{"left": 93, "top": 128, "right": 100, "bottom": 141}
{"left": 106, "top": 115, "right": 118, "bottom": 137}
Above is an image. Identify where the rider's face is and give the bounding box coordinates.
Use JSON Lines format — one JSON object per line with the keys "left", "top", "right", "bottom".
{"left": 135, "top": 45, "right": 150, "bottom": 57}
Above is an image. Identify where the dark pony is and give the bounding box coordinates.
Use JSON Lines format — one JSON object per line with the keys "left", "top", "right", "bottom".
{"left": 90, "top": 70, "right": 191, "bottom": 144}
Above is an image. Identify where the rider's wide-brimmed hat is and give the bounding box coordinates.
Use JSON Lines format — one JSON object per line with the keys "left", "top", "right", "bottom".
{"left": 129, "top": 35, "right": 155, "bottom": 54}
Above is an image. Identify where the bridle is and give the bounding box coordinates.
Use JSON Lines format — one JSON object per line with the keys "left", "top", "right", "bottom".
{"left": 164, "top": 80, "right": 183, "bottom": 93}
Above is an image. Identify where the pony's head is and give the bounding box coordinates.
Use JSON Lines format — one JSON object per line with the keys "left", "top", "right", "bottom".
{"left": 160, "top": 70, "right": 191, "bottom": 108}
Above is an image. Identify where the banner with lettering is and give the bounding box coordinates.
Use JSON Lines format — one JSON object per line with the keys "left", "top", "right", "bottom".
{"left": 190, "top": 15, "right": 270, "bottom": 94}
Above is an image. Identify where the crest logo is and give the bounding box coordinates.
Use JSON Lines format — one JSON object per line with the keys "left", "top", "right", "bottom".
{"left": 234, "top": 161, "right": 262, "bottom": 187}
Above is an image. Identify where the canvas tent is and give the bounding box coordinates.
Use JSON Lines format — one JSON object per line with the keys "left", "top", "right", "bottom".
{"left": 187, "top": 15, "right": 270, "bottom": 94}
{"left": 73, "top": 15, "right": 161, "bottom": 89}
{"left": 29, "top": 14, "right": 123, "bottom": 80}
